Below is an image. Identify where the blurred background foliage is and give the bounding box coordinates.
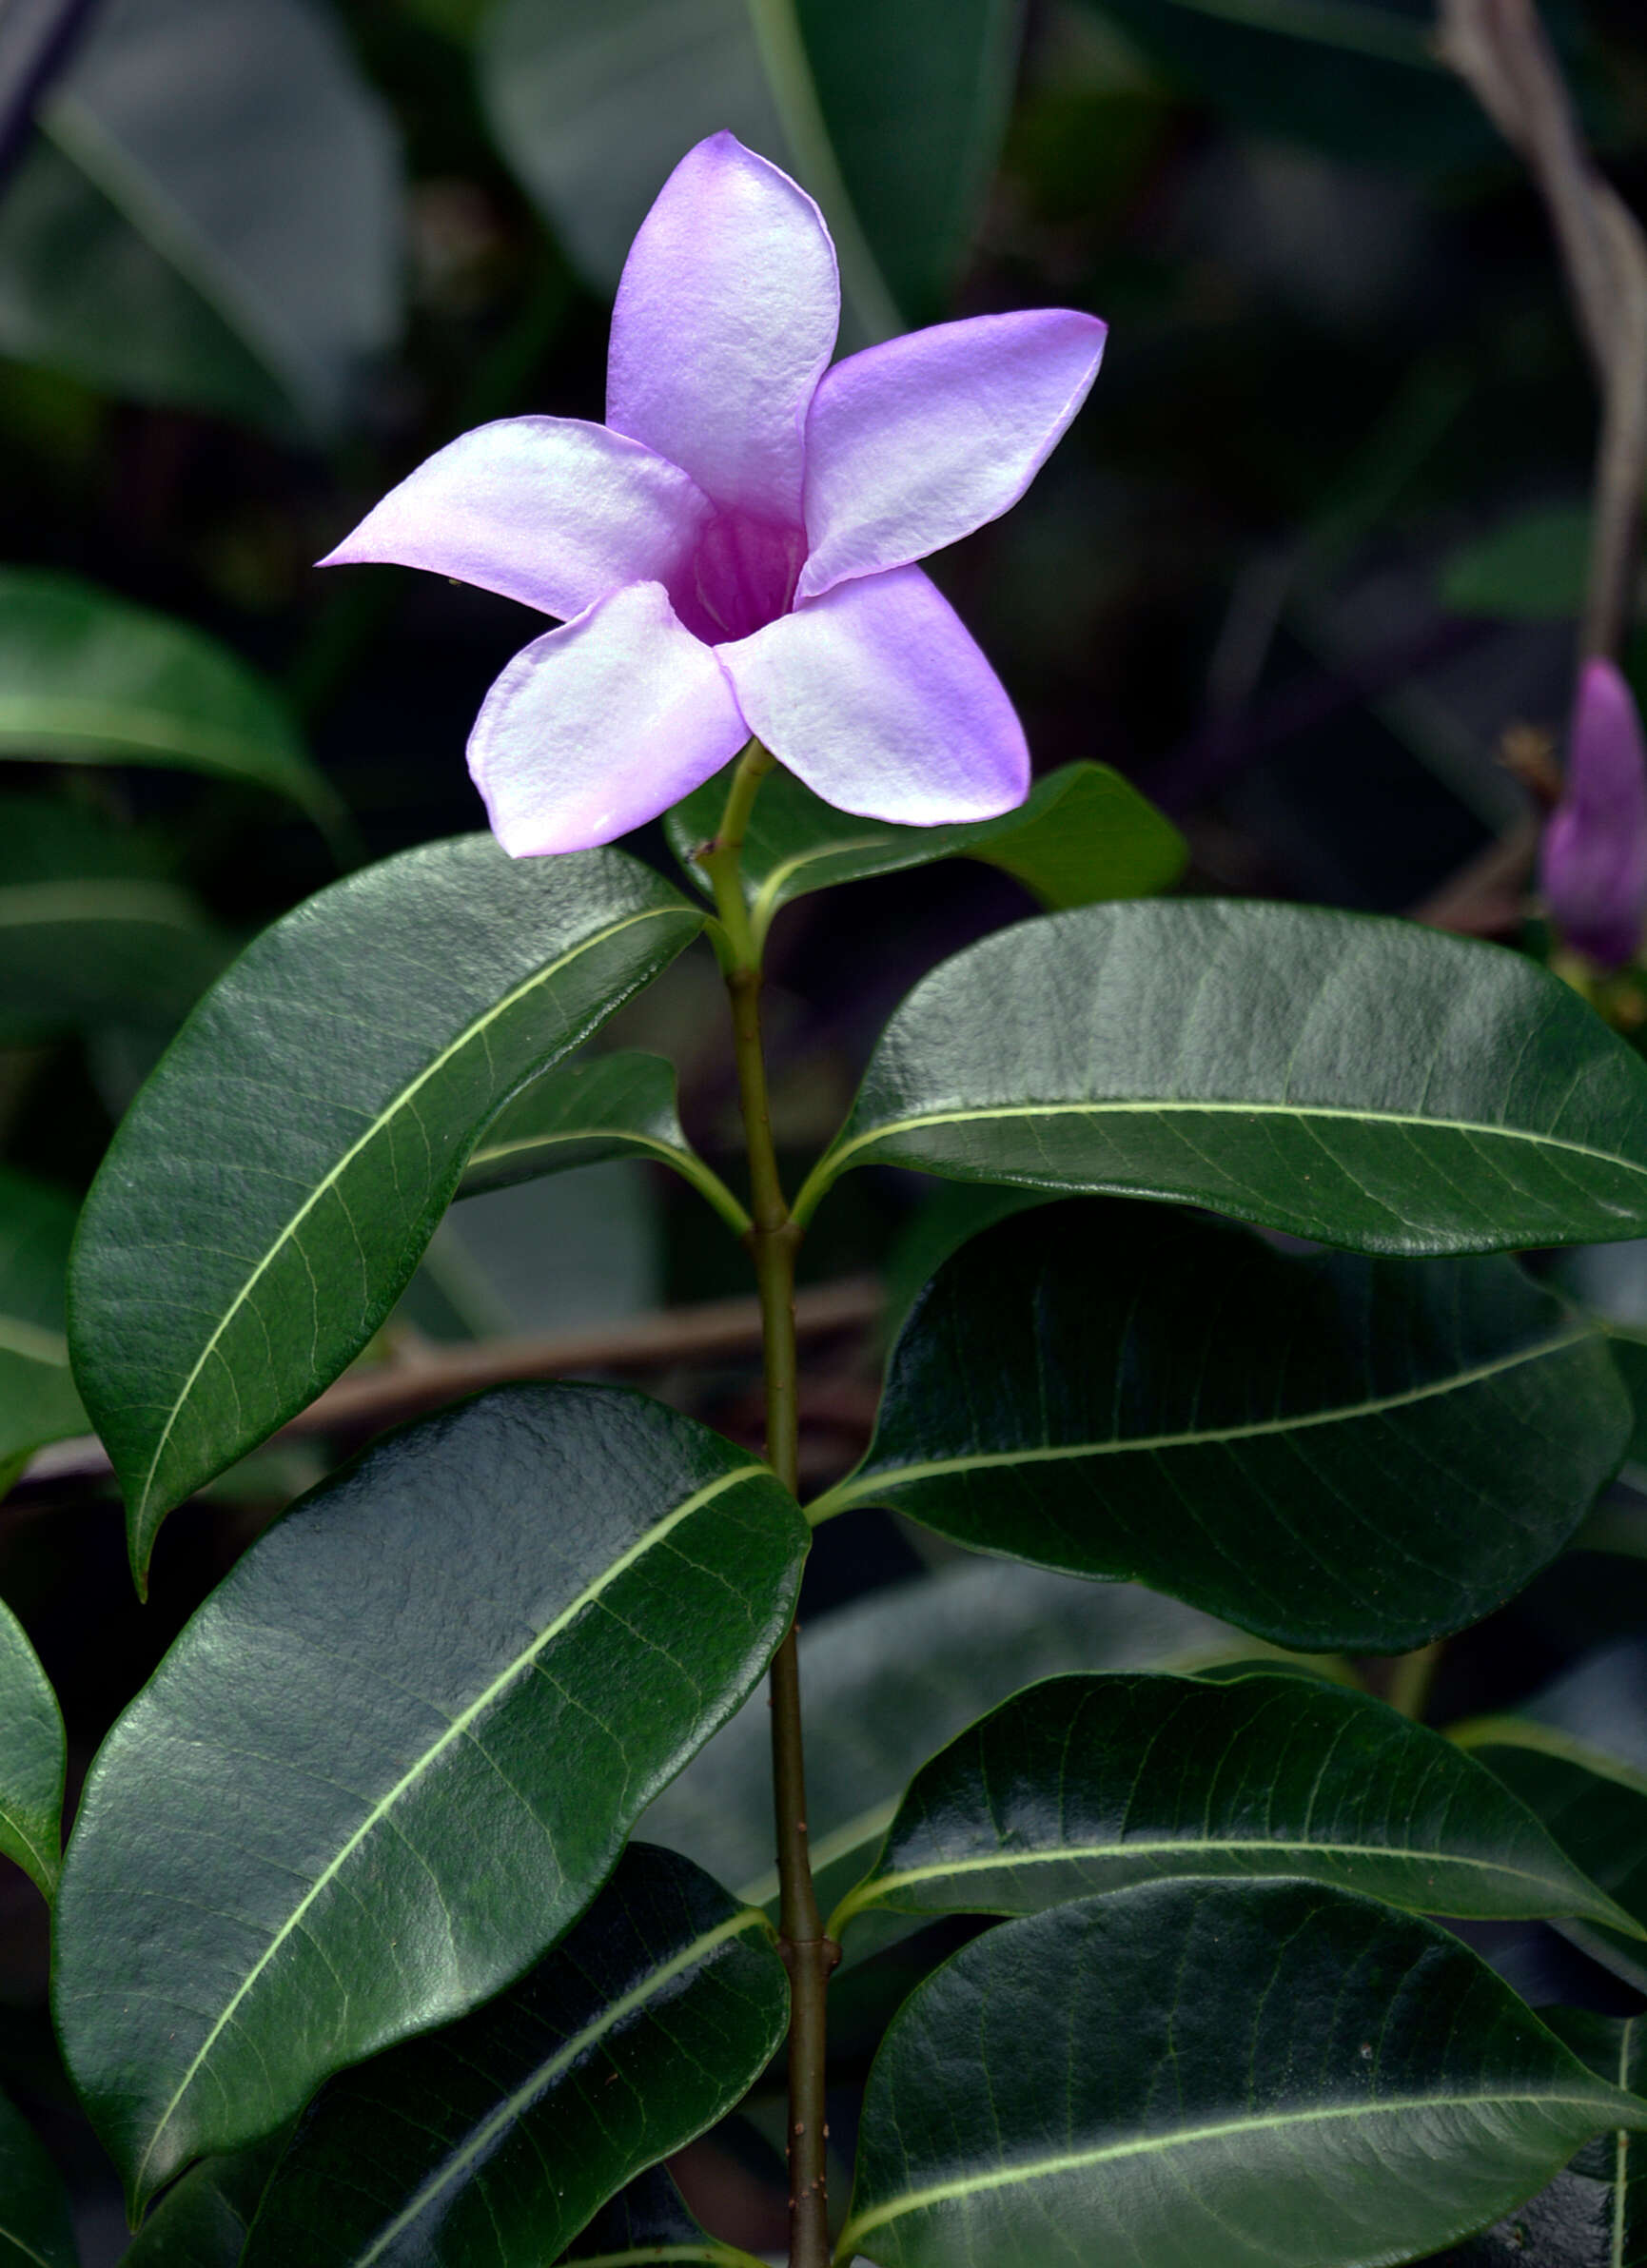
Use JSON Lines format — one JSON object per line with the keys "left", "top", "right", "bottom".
{"left": 4, "top": 0, "right": 1647, "bottom": 2254}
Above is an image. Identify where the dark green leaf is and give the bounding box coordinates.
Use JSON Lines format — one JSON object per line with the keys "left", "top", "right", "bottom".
{"left": 54, "top": 1384, "right": 806, "bottom": 2215}
{"left": 0, "top": 0, "right": 402, "bottom": 434}
{"left": 461, "top": 1051, "right": 749, "bottom": 1230}
{"left": 0, "top": 2083, "right": 76, "bottom": 2268}
{"left": 819, "top": 1200, "right": 1628, "bottom": 1651}
{"left": 643, "top": 1557, "right": 1241, "bottom": 1929}
{"left": 793, "top": 900, "right": 1647, "bottom": 1255}
{"left": 0, "top": 1596, "right": 64, "bottom": 1903}
{"left": 559, "top": 2165, "right": 764, "bottom": 2265}
{"left": 833, "top": 1671, "right": 1637, "bottom": 1936}
{"left": 841, "top": 1878, "right": 1647, "bottom": 2268}
{"left": 667, "top": 761, "right": 1186, "bottom": 954}
{"left": 242, "top": 1845, "right": 786, "bottom": 2268}
{"left": 68, "top": 835, "right": 703, "bottom": 1580}
{"left": 120, "top": 2137, "right": 285, "bottom": 2268}
{"left": 1440, "top": 502, "right": 1592, "bottom": 623}
{"left": 0, "top": 1168, "right": 88, "bottom": 1490}
{"left": 0, "top": 574, "right": 341, "bottom": 829}
{"left": 1541, "top": 2010, "right": 1646, "bottom": 2263}
{"left": 479, "top": 0, "right": 1020, "bottom": 336}
{"left": 881, "top": 1182, "right": 1057, "bottom": 1337}
{"left": 1458, "top": 1722, "right": 1647, "bottom": 1996}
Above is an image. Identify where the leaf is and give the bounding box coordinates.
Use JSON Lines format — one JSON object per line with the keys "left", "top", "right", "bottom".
{"left": 1456, "top": 1722, "right": 1647, "bottom": 1997}
{"left": 1440, "top": 502, "right": 1592, "bottom": 623}
{"left": 840, "top": 1877, "right": 1647, "bottom": 2268}
{"left": 0, "top": 1596, "right": 64, "bottom": 1904}
{"left": 792, "top": 898, "right": 1647, "bottom": 1255}
{"left": 0, "top": 0, "right": 402, "bottom": 435}
{"left": 832, "top": 1670, "right": 1637, "bottom": 1938}
{"left": 0, "top": 574, "right": 342, "bottom": 831}
{"left": 478, "top": 0, "right": 1021, "bottom": 338}
{"left": 818, "top": 1199, "right": 1629, "bottom": 1652}
{"left": 0, "top": 1168, "right": 88, "bottom": 1491}
{"left": 559, "top": 2165, "right": 766, "bottom": 2265}
{"left": 667, "top": 761, "right": 1186, "bottom": 953}
{"left": 1076, "top": 0, "right": 1502, "bottom": 172}
{"left": 242, "top": 1845, "right": 786, "bottom": 2268}
{"left": 53, "top": 1384, "right": 806, "bottom": 2215}
{"left": 461, "top": 1051, "right": 750, "bottom": 1230}
{"left": 642, "top": 1556, "right": 1241, "bottom": 1927}
{"left": 1540, "top": 2010, "right": 1647, "bottom": 2264}
{"left": 120, "top": 2136, "right": 286, "bottom": 2268}
{"left": 0, "top": 2082, "right": 76, "bottom": 2268}
{"left": 67, "top": 835, "right": 704, "bottom": 1581}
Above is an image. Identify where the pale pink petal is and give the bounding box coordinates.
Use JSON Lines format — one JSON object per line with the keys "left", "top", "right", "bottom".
{"left": 797, "top": 310, "right": 1108, "bottom": 600}
{"left": 717, "top": 565, "right": 1028, "bottom": 825}
{"left": 469, "top": 582, "right": 749, "bottom": 854}
{"left": 319, "top": 417, "right": 714, "bottom": 621}
{"left": 606, "top": 133, "right": 838, "bottom": 526}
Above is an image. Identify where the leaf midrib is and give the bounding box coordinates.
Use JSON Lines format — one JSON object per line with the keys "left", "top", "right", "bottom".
{"left": 0, "top": 882, "right": 204, "bottom": 932}
{"left": 131, "top": 904, "right": 687, "bottom": 1524}
{"left": 0, "top": 1317, "right": 69, "bottom": 1367}
{"left": 352, "top": 1906, "right": 770, "bottom": 2265}
{"left": 0, "top": 696, "right": 295, "bottom": 780}
{"left": 0, "top": 2219, "right": 59, "bottom": 2268}
{"left": 127, "top": 1457, "right": 767, "bottom": 2201}
{"left": 837, "top": 2086, "right": 1639, "bottom": 2253}
{"left": 823, "top": 1325, "right": 1593, "bottom": 1513}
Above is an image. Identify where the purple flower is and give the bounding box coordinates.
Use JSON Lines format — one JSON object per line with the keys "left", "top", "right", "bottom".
{"left": 320, "top": 133, "right": 1106, "bottom": 854}
{"left": 1541, "top": 657, "right": 1647, "bottom": 969}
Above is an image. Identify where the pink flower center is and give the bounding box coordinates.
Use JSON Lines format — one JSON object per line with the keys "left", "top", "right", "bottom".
{"left": 676, "top": 511, "right": 807, "bottom": 643}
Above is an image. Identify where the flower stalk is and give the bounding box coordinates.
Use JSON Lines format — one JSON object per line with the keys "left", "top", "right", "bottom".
{"left": 704, "top": 740, "right": 836, "bottom": 2268}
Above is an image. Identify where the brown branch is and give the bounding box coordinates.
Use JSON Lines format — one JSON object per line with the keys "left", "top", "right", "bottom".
{"left": 1438, "top": 0, "right": 1647, "bottom": 664}
{"left": 18, "top": 1276, "right": 883, "bottom": 1490}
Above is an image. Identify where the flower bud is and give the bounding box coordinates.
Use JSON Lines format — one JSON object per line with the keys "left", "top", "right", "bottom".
{"left": 1540, "top": 656, "right": 1647, "bottom": 969}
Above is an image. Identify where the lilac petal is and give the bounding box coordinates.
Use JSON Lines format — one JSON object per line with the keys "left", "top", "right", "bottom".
{"left": 318, "top": 416, "right": 713, "bottom": 621}
{"left": 606, "top": 133, "right": 838, "bottom": 526}
{"left": 469, "top": 581, "right": 749, "bottom": 855}
{"left": 1541, "top": 656, "right": 1647, "bottom": 968}
{"left": 717, "top": 564, "right": 1029, "bottom": 825}
{"left": 796, "top": 310, "right": 1108, "bottom": 601}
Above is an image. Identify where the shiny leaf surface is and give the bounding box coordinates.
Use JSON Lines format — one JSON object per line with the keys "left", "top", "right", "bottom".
{"left": 667, "top": 760, "right": 1186, "bottom": 951}
{"left": 0, "top": 1168, "right": 88, "bottom": 1490}
{"left": 842, "top": 1879, "right": 1647, "bottom": 2268}
{"left": 54, "top": 1385, "right": 806, "bottom": 2214}
{"left": 0, "top": 1595, "right": 64, "bottom": 1902}
{"left": 68, "top": 835, "right": 702, "bottom": 1578}
{"left": 243, "top": 1846, "right": 787, "bottom": 2268}
{"left": 120, "top": 2137, "right": 285, "bottom": 2268}
{"left": 820, "top": 1200, "right": 1628, "bottom": 1651}
{"left": 794, "top": 900, "right": 1647, "bottom": 1253}
{"left": 833, "top": 1671, "right": 1637, "bottom": 1936}
{"left": 1542, "top": 2009, "right": 1647, "bottom": 2266}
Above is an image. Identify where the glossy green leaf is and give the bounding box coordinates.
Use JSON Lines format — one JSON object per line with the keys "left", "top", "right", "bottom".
{"left": 54, "top": 1384, "right": 806, "bottom": 2215}
{"left": 243, "top": 1845, "right": 786, "bottom": 2267}
{"left": 0, "top": 0, "right": 402, "bottom": 434}
{"left": 1540, "top": 2009, "right": 1647, "bottom": 2266}
{"left": 461, "top": 1051, "right": 750, "bottom": 1231}
{"left": 0, "top": 1596, "right": 64, "bottom": 1903}
{"left": 68, "top": 835, "right": 703, "bottom": 1579}
{"left": 560, "top": 2166, "right": 765, "bottom": 2266}
{"left": 0, "top": 1168, "right": 88, "bottom": 1490}
{"left": 793, "top": 899, "right": 1647, "bottom": 1255}
{"left": 120, "top": 2137, "right": 285, "bottom": 2268}
{"left": 833, "top": 1671, "right": 1637, "bottom": 1937}
{"left": 819, "top": 1199, "right": 1628, "bottom": 1651}
{"left": 841, "top": 1877, "right": 1647, "bottom": 2268}
{"left": 1457, "top": 1722, "right": 1647, "bottom": 1996}
{"left": 0, "top": 574, "right": 341, "bottom": 828}
{"left": 644, "top": 1557, "right": 1239, "bottom": 1927}
{"left": 1440, "top": 502, "right": 1592, "bottom": 623}
{"left": 479, "top": 0, "right": 1020, "bottom": 337}
{"left": 668, "top": 761, "right": 1186, "bottom": 953}
{"left": 0, "top": 2083, "right": 76, "bottom": 2268}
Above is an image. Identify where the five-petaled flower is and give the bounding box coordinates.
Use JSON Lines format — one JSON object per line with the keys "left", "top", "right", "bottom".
{"left": 321, "top": 132, "right": 1107, "bottom": 854}
{"left": 1541, "top": 656, "right": 1647, "bottom": 970}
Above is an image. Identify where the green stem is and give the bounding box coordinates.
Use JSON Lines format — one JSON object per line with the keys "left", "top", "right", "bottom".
{"left": 705, "top": 741, "right": 836, "bottom": 2268}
